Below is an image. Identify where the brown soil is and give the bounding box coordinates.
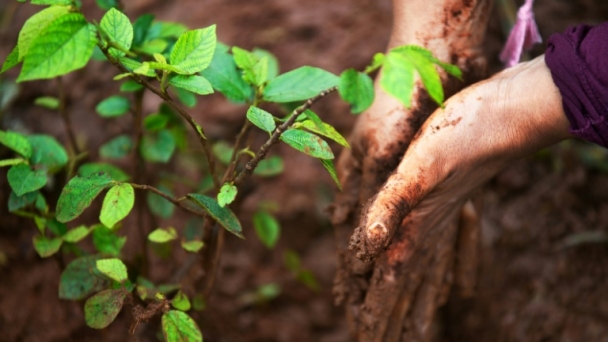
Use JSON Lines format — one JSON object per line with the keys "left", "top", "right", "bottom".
{"left": 1, "top": 0, "right": 608, "bottom": 341}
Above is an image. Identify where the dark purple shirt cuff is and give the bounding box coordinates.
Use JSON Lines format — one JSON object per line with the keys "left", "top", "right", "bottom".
{"left": 545, "top": 23, "right": 608, "bottom": 147}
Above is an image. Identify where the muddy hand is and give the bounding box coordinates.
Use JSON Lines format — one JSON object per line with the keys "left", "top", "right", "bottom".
{"left": 355, "top": 56, "right": 572, "bottom": 261}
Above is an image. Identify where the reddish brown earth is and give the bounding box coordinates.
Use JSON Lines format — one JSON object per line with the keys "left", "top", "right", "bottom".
{"left": 1, "top": 0, "right": 608, "bottom": 341}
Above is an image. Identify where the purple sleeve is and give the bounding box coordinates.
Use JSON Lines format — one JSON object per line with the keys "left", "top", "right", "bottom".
{"left": 545, "top": 22, "right": 608, "bottom": 147}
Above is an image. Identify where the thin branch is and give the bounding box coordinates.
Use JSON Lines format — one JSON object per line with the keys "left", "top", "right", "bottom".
{"left": 234, "top": 87, "right": 337, "bottom": 185}
{"left": 222, "top": 120, "right": 252, "bottom": 183}
{"left": 57, "top": 77, "right": 80, "bottom": 155}
{"left": 99, "top": 46, "right": 221, "bottom": 190}
{"left": 130, "top": 183, "right": 205, "bottom": 218}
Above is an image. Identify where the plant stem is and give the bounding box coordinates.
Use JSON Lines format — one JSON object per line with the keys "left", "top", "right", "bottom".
{"left": 57, "top": 77, "right": 80, "bottom": 155}
{"left": 223, "top": 120, "right": 252, "bottom": 183}
{"left": 129, "top": 183, "right": 205, "bottom": 218}
{"left": 234, "top": 86, "right": 337, "bottom": 185}
{"left": 99, "top": 47, "right": 221, "bottom": 190}
{"left": 131, "top": 90, "right": 149, "bottom": 275}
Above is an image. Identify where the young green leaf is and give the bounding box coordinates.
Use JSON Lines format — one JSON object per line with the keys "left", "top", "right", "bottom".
{"left": 78, "top": 162, "right": 130, "bottom": 182}
{"left": 1, "top": 46, "right": 20, "bottom": 74}
{"left": 380, "top": 52, "right": 416, "bottom": 108}
{"left": 391, "top": 47, "right": 444, "bottom": 105}
{"left": 35, "top": 192, "right": 48, "bottom": 213}
{"left": 120, "top": 80, "right": 143, "bottom": 92}
{"left": 92, "top": 224, "right": 127, "bottom": 256}
{"left": 392, "top": 45, "right": 462, "bottom": 79}
{"left": 96, "top": 95, "right": 130, "bottom": 117}
{"left": 34, "top": 96, "right": 59, "bottom": 109}
{"left": 246, "top": 106, "right": 276, "bottom": 133}
{"left": 146, "top": 184, "right": 175, "bottom": 219}
{"left": 0, "top": 130, "right": 32, "bottom": 158}
{"left": 252, "top": 48, "right": 279, "bottom": 80}
{"left": 302, "top": 109, "right": 326, "bottom": 134}
{"left": 155, "top": 21, "right": 188, "bottom": 39}
{"left": 187, "top": 194, "right": 243, "bottom": 238}
{"left": 56, "top": 173, "right": 114, "bottom": 223}
{"left": 140, "top": 129, "right": 176, "bottom": 163}
{"left": 27, "top": 134, "right": 68, "bottom": 172}
{"left": 59, "top": 255, "right": 106, "bottom": 300}
{"left": 100, "top": 8, "right": 133, "bottom": 58}
{"left": 32, "top": 235, "right": 62, "bottom": 258}
{"left": 172, "top": 291, "right": 191, "bottom": 311}
{"left": 212, "top": 141, "right": 234, "bottom": 165}
{"left": 118, "top": 57, "right": 156, "bottom": 77}
{"left": 84, "top": 289, "right": 126, "bottom": 329}
{"left": 132, "top": 14, "right": 154, "bottom": 47}
{"left": 144, "top": 113, "right": 170, "bottom": 131}
{"left": 296, "top": 120, "right": 350, "bottom": 148}
{"left": 201, "top": 43, "right": 252, "bottom": 103}
{"left": 46, "top": 218, "right": 67, "bottom": 236}
{"left": 8, "top": 190, "right": 38, "bottom": 212}
{"left": 17, "top": 6, "right": 70, "bottom": 61}
{"left": 169, "top": 75, "right": 214, "bottom": 95}
{"left": 100, "top": 183, "right": 135, "bottom": 229}
{"left": 253, "top": 155, "right": 283, "bottom": 177}
{"left": 320, "top": 159, "right": 341, "bottom": 190}
{"left": 7, "top": 164, "right": 47, "bottom": 196}
{"left": 96, "top": 258, "right": 128, "bottom": 282}
{"left": 253, "top": 210, "right": 280, "bottom": 249}
{"left": 148, "top": 227, "right": 178, "bottom": 243}
{"left": 338, "top": 68, "right": 374, "bottom": 114}
{"left": 364, "top": 52, "right": 385, "bottom": 74}
{"left": 279, "top": 129, "right": 334, "bottom": 159}
{"left": 170, "top": 25, "right": 217, "bottom": 74}
{"left": 181, "top": 240, "right": 204, "bottom": 253}
{"left": 217, "top": 183, "right": 237, "bottom": 207}
{"left": 175, "top": 87, "right": 197, "bottom": 108}
{"left": 263, "top": 66, "right": 339, "bottom": 103}
{"left": 62, "top": 225, "right": 91, "bottom": 243}
{"left": 162, "top": 310, "right": 203, "bottom": 342}
{"left": 232, "top": 46, "right": 268, "bottom": 86}
{"left": 18, "top": 13, "right": 97, "bottom": 82}
{"left": 100, "top": 135, "right": 134, "bottom": 159}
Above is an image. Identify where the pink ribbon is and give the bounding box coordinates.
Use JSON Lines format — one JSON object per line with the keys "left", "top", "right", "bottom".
{"left": 499, "top": 0, "right": 542, "bottom": 67}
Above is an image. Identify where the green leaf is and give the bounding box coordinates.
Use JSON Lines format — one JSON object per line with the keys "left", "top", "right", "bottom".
{"left": 138, "top": 39, "right": 169, "bottom": 55}
{"left": 320, "top": 159, "right": 341, "bottom": 190}
{"left": 84, "top": 289, "right": 126, "bottom": 329}
{"left": 169, "top": 75, "right": 213, "bottom": 95}
{"left": 0, "top": 130, "right": 32, "bottom": 158}
{"left": 252, "top": 48, "right": 279, "bottom": 80}
{"left": 96, "top": 95, "right": 130, "bottom": 117}
{"left": 1, "top": 46, "right": 20, "bottom": 74}
{"left": 170, "top": 25, "right": 217, "bottom": 74}
{"left": 175, "top": 87, "right": 197, "bottom": 108}
{"left": 392, "top": 45, "right": 462, "bottom": 79}
{"left": 201, "top": 43, "right": 252, "bottom": 103}
{"left": 144, "top": 113, "right": 170, "bottom": 131}
{"left": 246, "top": 106, "right": 276, "bottom": 133}
{"left": 92, "top": 224, "right": 126, "bottom": 256}
{"left": 96, "top": 258, "right": 128, "bottom": 282}
{"left": 7, "top": 164, "right": 47, "bottom": 196}
{"left": 338, "top": 68, "right": 374, "bottom": 114}
{"left": 140, "top": 129, "right": 176, "bottom": 163}
{"left": 211, "top": 141, "right": 234, "bottom": 165}
{"left": 391, "top": 48, "right": 444, "bottom": 105}
{"left": 302, "top": 109, "right": 326, "bottom": 134}
{"left": 181, "top": 240, "right": 204, "bottom": 253}
{"left": 279, "top": 129, "right": 334, "bottom": 159}
{"left": 263, "top": 66, "right": 339, "bottom": 103}
{"left": 27, "top": 134, "right": 68, "bottom": 172}
{"left": 63, "top": 225, "right": 90, "bottom": 243}
{"left": 232, "top": 46, "right": 267, "bottom": 86}
{"left": 120, "top": 80, "right": 143, "bottom": 92}
{"left": 132, "top": 14, "right": 154, "bottom": 47}
{"left": 118, "top": 57, "right": 156, "bottom": 77}
{"left": 78, "top": 162, "right": 130, "bottom": 182}
{"left": 155, "top": 21, "right": 188, "bottom": 39}
{"left": 217, "top": 183, "right": 237, "bottom": 207}
{"left": 8, "top": 190, "right": 38, "bottom": 212}
{"left": 35, "top": 192, "right": 48, "bottom": 213}
{"left": 96, "top": 0, "right": 119, "bottom": 10}
{"left": 100, "top": 135, "right": 133, "bottom": 159}
{"left": 187, "top": 194, "right": 243, "bottom": 238}
{"left": 172, "top": 291, "right": 191, "bottom": 311}
{"left": 100, "top": 8, "right": 133, "bottom": 58}
{"left": 253, "top": 155, "right": 283, "bottom": 177}
{"left": 364, "top": 52, "right": 385, "bottom": 73}
{"left": 59, "top": 255, "right": 106, "bottom": 300}
{"left": 380, "top": 52, "right": 416, "bottom": 108}
{"left": 17, "top": 6, "right": 70, "bottom": 61}
{"left": 56, "top": 173, "right": 114, "bottom": 223}
{"left": 34, "top": 96, "right": 59, "bottom": 109}
{"left": 100, "top": 183, "right": 135, "bottom": 228}
{"left": 253, "top": 210, "right": 280, "bottom": 249}
{"left": 146, "top": 184, "right": 175, "bottom": 219}
{"left": 18, "top": 13, "right": 97, "bottom": 82}
{"left": 32, "top": 235, "right": 62, "bottom": 258}
{"left": 46, "top": 218, "right": 67, "bottom": 236}
{"left": 296, "top": 120, "right": 350, "bottom": 148}
{"left": 0, "top": 158, "right": 25, "bottom": 167}
{"left": 162, "top": 310, "right": 203, "bottom": 342}
{"left": 148, "top": 227, "right": 178, "bottom": 243}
